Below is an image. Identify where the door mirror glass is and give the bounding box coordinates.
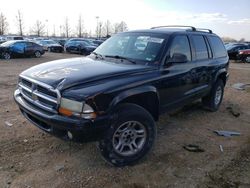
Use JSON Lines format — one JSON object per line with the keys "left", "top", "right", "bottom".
{"left": 169, "top": 53, "right": 188, "bottom": 63}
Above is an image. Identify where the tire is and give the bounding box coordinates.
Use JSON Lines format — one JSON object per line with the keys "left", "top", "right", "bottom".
{"left": 98, "top": 103, "right": 156, "bottom": 167}
{"left": 244, "top": 56, "right": 250, "bottom": 63}
{"left": 3, "top": 52, "right": 11, "bottom": 60}
{"left": 202, "top": 79, "right": 224, "bottom": 112}
{"left": 34, "top": 51, "right": 41, "bottom": 58}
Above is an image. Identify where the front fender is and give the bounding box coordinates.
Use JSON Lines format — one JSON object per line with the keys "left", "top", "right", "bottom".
{"left": 108, "top": 86, "right": 159, "bottom": 111}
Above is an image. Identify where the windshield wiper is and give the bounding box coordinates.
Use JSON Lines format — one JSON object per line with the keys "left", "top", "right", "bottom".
{"left": 105, "top": 55, "right": 136, "bottom": 64}
{"left": 91, "top": 52, "right": 104, "bottom": 60}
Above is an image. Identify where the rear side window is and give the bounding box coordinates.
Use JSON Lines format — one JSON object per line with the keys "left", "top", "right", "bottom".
{"left": 169, "top": 35, "right": 191, "bottom": 62}
{"left": 208, "top": 36, "right": 227, "bottom": 58}
{"left": 192, "top": 35, "right": 208, "bottom": 60}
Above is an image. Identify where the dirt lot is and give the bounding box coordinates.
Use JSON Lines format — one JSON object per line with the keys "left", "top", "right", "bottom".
{"left": 0, "top": 53, "right": 250, "bottom": 188}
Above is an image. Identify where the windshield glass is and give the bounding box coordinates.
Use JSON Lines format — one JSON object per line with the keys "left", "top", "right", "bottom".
{"left": 94, "top": 33, "right": 166, "bottom": 64}
{"left": 0, "top": 41, "right": 16, "bottom": 47}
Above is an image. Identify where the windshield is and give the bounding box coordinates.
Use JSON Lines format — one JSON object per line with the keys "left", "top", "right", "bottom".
{"left": 94, "top": 33, "right": 166, "bottom": 64}
{"left": 0, "top": 41, "right": 16, "bottom": 47}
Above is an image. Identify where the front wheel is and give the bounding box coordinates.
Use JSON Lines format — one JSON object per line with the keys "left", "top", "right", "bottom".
{"left": 3, "top": 52, "right": 11, "bottom": 60}
{"left": 98, "top": 103, "right": 156, "bottom": 167}
{"left": 202, "top": 79, "right": 224, "bottom": 112}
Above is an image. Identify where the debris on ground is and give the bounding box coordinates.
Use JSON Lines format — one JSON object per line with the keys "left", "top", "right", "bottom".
{"left": 214, "top": 130, "right": 241, "bottom": 137}
{"left": 183, "top": 144, "right": 205, "bottom": 152}
{"left": 5, "top": 121, "right": 13, "bottom": 127}
{"left": 219, "top": 145, "right": 224, "bottom": 152}
{"left": 23, "top": 139, "right": 28, "bottom": 143}
{"left": 226, "top": 105, "right": 241, "bottom": 117}
{"left": 232, "top": 83, "right": 250, "bottom": 90}
{"left": 54, "top": 165, "right": 65, "bottom": 172}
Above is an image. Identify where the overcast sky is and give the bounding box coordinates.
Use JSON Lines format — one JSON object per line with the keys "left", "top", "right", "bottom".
{"left": 1, "top": 0, "right": 250, "bottom": 40}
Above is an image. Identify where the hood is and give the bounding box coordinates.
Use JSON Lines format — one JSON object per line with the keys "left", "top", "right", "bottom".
{"left": 20, "top": 57, "right": 154, "bottom": 91}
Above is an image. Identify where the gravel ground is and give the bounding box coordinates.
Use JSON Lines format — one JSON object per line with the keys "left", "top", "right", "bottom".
{"left": 0, "top": 53, "right": 249, "bottom": 188}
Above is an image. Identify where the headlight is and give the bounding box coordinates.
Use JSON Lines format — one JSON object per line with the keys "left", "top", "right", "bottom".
{"left": 60, "top": 98, "right": 83, "bottom": 112}
{"left": 59, "top": 97, "right": 96, "bottom": 119}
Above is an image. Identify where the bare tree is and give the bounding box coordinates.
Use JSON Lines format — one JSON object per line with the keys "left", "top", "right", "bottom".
{"left": 76, "top": 15, "right": 85, "bottom": 38}
{"left": 114, "top": 21, "right": 128, "bottom": 34}
{"left": 16, "top": 10, "right": 24, "bottom": 36}
{"left": 98, "top": 21, "right": 103, "bottom": 38}
{"left": 104, "top": 20, "right": 111, "bottom": 37}
{"left": 32, "top": 20, "right": 45, "bottom": 37}
{"left": 239, "top": 38, "right": 245, "bottom": 43}
{"left": 0, "top": 12, "right": 8, "bottom": 35}
{"left": 64, "top": 17, "right": 70, "bottom": 38}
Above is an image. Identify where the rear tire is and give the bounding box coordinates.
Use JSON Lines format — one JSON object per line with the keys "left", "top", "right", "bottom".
{"left": 202, "top": 79, "right": 224, "bottom": 112}
{"left": 98, "top": 103, "right": 156, "bottom": 167}
{"left": 34, "top": 51, "right": 41, "bottom": 58}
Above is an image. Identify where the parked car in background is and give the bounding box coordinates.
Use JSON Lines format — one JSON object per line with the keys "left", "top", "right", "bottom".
{"left": 0, "top": 40, "right": 44, "bottom": 59}
{"left": 65, "top": 38, "right": 98, "bottom": 47}
{"left": 0, "top": 36, "right": 6, "bottom": 44}
{"left": 6, "top": 36, "right": 24, "bottom": 41}
{"left": 53, "top": 38, "right": 67, "bottom": 47}
{"left": 237, "top": 49, "right": 250, "bottom": 63}
{"left": 89, "top": 39, "right": 104, "bottom": 46}
{"left": 226, "top": 44, "right": 250, "bottom": 60}
{"left": 37, "top": 40, "right": 64, "bottom": 53}
{"left": 64, "top": 40, "right": 96, "bottom": 55}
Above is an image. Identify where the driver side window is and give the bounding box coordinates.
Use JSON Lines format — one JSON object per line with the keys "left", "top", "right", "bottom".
{"left": 169, "top": 35, "right": 191, "bottom": 62}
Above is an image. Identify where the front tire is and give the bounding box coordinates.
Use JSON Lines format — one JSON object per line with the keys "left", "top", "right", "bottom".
{"left": 3, "top": 52, "right": 11, "bottom": 60}
{"left": 202, "top": 79, "right": 224, "bottom": 111}
{"left": 98, "top": 103, "right": 156, "bottom": 167}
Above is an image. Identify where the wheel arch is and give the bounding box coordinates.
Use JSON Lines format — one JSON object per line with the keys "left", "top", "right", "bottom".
{"left": 109, "top": 86, "right": 160, "bottom": 121}
{"left": 214, "top": 69, "right": 228, "bottom": 86}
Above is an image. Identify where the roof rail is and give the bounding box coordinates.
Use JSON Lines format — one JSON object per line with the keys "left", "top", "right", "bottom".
{"left": 151, "top": 25, "right": 196, "bottom": 31}
{"left": 196, "top": 28, "right": 213, "bottom": 33}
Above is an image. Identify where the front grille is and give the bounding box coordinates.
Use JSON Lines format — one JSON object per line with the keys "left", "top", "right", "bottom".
{"left": 18, "top": 75, "right": 60, "bottom": 114}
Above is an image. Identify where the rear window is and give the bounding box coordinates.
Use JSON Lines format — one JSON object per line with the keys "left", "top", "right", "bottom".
{"left": 208, "top": 36, "right": 227, "bottom": 58}
{"left": 192, "top": 35, "right": 208, "bottom": 60}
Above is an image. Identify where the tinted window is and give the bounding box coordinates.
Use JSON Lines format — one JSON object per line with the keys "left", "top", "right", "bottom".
{"left": 26, "top": 42, "right": 33, "bottom": 47}
{"left": 169, "top": 35, "right": 191, "bottom": 62}
{"left": 192, "top": 35, "right": 208, "bottom": 60}
{"left": 208, "top": 36, "right": 227, "bottom": 58}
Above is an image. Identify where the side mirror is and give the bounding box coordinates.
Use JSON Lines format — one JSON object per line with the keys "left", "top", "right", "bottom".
{"left": 170, "top": 53, "right": 188, "bottom": 63}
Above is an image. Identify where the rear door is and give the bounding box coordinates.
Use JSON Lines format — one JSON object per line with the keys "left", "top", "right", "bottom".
{"left": 24, "top": 42, "right": 35, "bottom": 56}
{"left": 188, "top": 34, "right": 212, "bottom": 96}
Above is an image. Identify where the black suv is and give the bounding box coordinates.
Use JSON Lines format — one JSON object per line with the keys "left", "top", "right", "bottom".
{"left": 14, "top": 26, "right": 229, "bottom": 166}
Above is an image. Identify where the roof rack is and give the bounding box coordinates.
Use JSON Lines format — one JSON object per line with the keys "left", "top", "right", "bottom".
{"left": 150, "top": 25, "right": 213, "bottom": 33}
{"left": 196, "top": 28, "right": 213, "bottom": 33}
{"left": 151, "top": 25, "right": 196, "bottom": 31}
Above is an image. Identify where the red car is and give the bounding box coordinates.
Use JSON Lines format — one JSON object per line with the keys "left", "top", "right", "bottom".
{"left": 237, "top": 49, "right": 250, "bottom": 63}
